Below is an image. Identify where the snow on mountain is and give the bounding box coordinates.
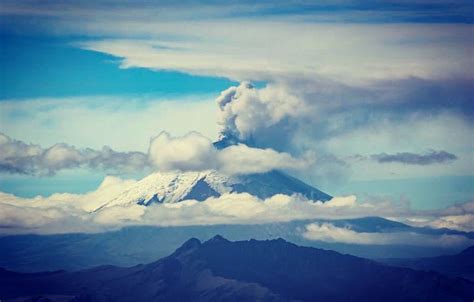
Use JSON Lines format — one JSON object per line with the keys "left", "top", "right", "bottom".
{"left": 88, "top": 136, "right": 332, "bottom": 212}
{"left": 91, "top": 169, "right": 331, "bottom": 212}
{"left": 93, "top": 170, "right": 229, "bottom": 210}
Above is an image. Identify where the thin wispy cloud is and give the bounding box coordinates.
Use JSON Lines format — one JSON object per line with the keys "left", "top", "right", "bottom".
{"left": 3, "top": 1, "right": 473, "bottom": 83}
{"left": 372, "top": 151, "right": 458, "bottom": 165}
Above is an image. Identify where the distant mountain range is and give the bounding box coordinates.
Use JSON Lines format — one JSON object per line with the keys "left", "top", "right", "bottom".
{"left": 1, "top": 137, "right": 471, "bottom": 301}
{"left": 1, "top": 236, "right": 473, "bottom": 302}
{"left": 381, "top": 245, "right": 474, "bottom": 281}
{"left": 2, "top": 216, "right": 473, "bottom": 273}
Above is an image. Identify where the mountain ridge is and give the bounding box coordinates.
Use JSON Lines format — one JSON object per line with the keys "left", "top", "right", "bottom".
{"left": 381, "top": 245, "right": 474, "bottom": 281}
{"left": 2, "top": 216, "right": 472, "bottom": 273}
{"left": 1, "top": 236, "right": 473, "bottom": 302}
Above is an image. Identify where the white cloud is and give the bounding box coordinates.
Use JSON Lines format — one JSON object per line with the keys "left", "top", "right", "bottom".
{"left": 4, "top": 1, "right": 470, "bottom": 88}
{"left": 211, "top": 81, "right": 474, "bottom": 184}
{"left": 429, "top": 214, "right": 474, "bottom": 232}
{"left": 149, "top": 131, "right": 217, "bottom": 172}
{"left": 0, "top": 175, "right": 138, "bottom": 213}
{"left": 42, "top": 144, "right": 84, "bottom": 170}
{"left": 216, "top": 82, "right": 307, "bottom": 140}
{"left": 5, "top": 2, "right": 470, "bottom": 83}
{"left": 77, "top": 22, "right": 472, "bottom": 84}
{"left": 1, "top": 2, "right": 472, "bottom": 188}
{"left": 0, "top": 133, "right": 148, "bottom": 176}
{"left": 0, "top": 179, "right": 399, "bottom": 234}
{"left": 1, "top": 173, "right": 473, "bottom": 249}
{"left": 0, "top": 96, "right": 219, "bottom": 152}
{"left": 1, "top": 79, "right": 472, "bottom": 186}
{"left": 148, "top": 131, "right": 309, "bottom": 175}
{"left": 217, "top": 144, "right": 308, "bottom": 175}
{"left": 425, "top": 201, "right": 474, "bottom": 232}
{"left": 302, "top": 222, "right": 473, "bottom": 247}
{"left": 322, "top": 195, "right": 356, "bottom": 207}
{"left": 0, "top": 127, "right": 310, "bottom": 176}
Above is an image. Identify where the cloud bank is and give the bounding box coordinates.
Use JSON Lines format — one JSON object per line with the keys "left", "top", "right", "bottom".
{"left": 0, "top": 186, "right": 363, "bottom": 234}
{"left": 1, "top": 176, "right": 473, "bottom": 248}
{"left": 302, "top": 222, "right": 473, "bottom": 247}
{"left": 0, "top": 131, "right": 308, "bottom": 176}
{"left": 75, "top": 21, "right": 472, "bottom": 83}
{"left": 0, "top": 133, "right": 148, "bottom": 175}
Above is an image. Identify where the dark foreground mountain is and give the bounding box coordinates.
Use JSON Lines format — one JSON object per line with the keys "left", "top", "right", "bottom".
{"left": 1, "top": 236, "right": 473, "bottom": 302}
{"left": 382, "top": 245, "right": 474, "bottom": 281}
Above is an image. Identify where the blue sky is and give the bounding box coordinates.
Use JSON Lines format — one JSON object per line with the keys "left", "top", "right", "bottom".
{"left": 0, "top": 0, "right": 473, "bottom": 211}
{"left": 0, "top": 34, "right": 235, "bottom": 99}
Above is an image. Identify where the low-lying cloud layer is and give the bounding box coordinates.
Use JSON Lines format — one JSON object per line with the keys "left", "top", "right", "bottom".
{"left": 1, "top": 174, "right": 473, "bottom": 248}
{"left": 302, "top": 222, "right": 473, "bottom": 247}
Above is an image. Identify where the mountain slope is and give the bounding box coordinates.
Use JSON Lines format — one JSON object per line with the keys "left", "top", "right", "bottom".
{"left": 93, "top": 169, "right": 331, "bottom": 211}
{"left": 1, "top": 236, "right": 473, "bottom": 302}
{"left": 381, "top": 245, "right": 474, "bottom": 281}
{"left": 90, "top": 135, "right": 332, "bottom": 211}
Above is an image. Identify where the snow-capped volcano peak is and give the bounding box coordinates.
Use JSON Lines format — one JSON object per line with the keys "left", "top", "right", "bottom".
{"left": 91, "top": 169, "right": 332, "bottom": 212}
{"left": 93, "top": 170, "right": 232, "bottom": 211}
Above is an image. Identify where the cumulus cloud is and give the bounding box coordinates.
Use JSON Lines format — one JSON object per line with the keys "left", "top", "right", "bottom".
{"left": 216, "top": 82, "right": 307, "bottom": 141}
{"left": 140, "top": 194, "right": 365, "bottom": 227}
{"left": 216, "top": 81, "right": 474, "bottom": 183}
{"left": 372, "top": 151, "right": 458, "bottom": 165}
{"left": 217, "top": 144, "right": 309, "bottom": 175}
{"left": 1, "top": 74, "right": 472, "bottom": 184}
{"left": 1, "top": 183, "right": 473, "bottom": 249}
{"left": 148, "top": 131, "right": 217, "bottom": 172}
{"left": 0, "top": 131, "right": 309, "bottom": 176}
{"left": 301, "top": 222, "right": 473, "bottom": 247}
{"left": 0, "top": 193, "right": 354, "bottom": 234}
{"left": 2, "top": 1, "right": 473, "bottom": 186}
{"left": 0, "top": 133, "right": 148, "bottom": 176}
{"left": 1, "top": 173, "right": 473, "bottom": 249}
{"left": 148, "top": 131, "right": 309, "bottom": 175}
{"left": 0, "top": 176, "right": 402, "bottom": 234}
